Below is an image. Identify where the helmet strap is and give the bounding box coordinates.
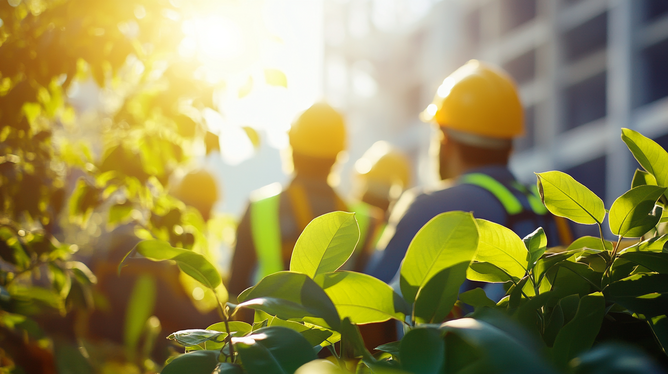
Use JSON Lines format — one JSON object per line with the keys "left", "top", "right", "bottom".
{"left": 444, "top": 128, "right": 513, "bottom": 150}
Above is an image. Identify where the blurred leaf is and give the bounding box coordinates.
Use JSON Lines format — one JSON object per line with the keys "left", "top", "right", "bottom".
{"left": 236, "top": 272, "right": 340, "bottom": 331}
{"left": 47, "top": 263, "right": 71, "bottom": 299}
{"left": 233, "top": 326, "right": 316, "bottom": 374}
{"left": 631, "top": 169, "right": 658, "bottom": 189}
{"left": 315, "top": 271, "right": 409, "bottom": 324}
{"left": 523, "top": 227, "right": 547, "bottom": 270}
{"left": 295, "top": 360, "right": 346, "bottom": 374}
{"left": 622, "top": 128, "right": 668, "bottom": 188}
{"left": 108, "top": 201, "right": 134, "bottom": 228}
{"left": 242, "top": 126, "right": 260, "bottom": 149}
{"left": 161, "top": 350, "right": 220, "bottom": 374}
{"left": 400, "top": 211, "right": 478, "bottom": 304}
{"left": 215, "top": 363, "right": 245, "bottom": 374}
{"left": 536, "top": 171, "right": 606, "bottom": 225}
{"left": 604, "top": 273, "right": 668, "bottom": 318}
{"left": 134, "top": 240, "right": 222, "bottom": 289}
{"left": 123, "top": 274, "right": 156, "bottom": 357}
{"left": 609, "top": 185, "right": 665, "bottom": 237}
{"left": 648, "top": 315, "right": 668, "bottom": 356}
{"left": 399, "top": 327, "right": 444, "bottom": 374}
{"left": 459, "top": 288, "right": 496, "bottom": 309}
{"left": 570, "top": 342, "right": 666, "bottom": 374}
{"left": 552, "top": 292, "right": 606, "bottom": 368}
{"left": 290, "top": 212, "right": 359, "bottom": 279}
{"left": 618, "top": 252, "right": 668, "bottom": 274}
{"left": 264, "top": 69, "right": 287, "bottom": 88}
{"left": 467, "top": 219, "right": 528, "bottom": 283}
{"left": 238, "top": 76, "right": 253, "bottom": 98}
{"left": 375, "top": 341, "right": 401, "bottom": 357}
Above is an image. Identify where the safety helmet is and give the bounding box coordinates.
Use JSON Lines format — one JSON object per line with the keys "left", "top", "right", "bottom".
{"left": 289, "top": 102, "right": 346, "bottom": 159}
{"left": 355, "top": 141, "right": 411, "bottom": 190}
{"left": 421, "top": 60, "right": 523, "bottom": 143}
{"left": 172, "top": 169, "right": 219, "bottom": 219}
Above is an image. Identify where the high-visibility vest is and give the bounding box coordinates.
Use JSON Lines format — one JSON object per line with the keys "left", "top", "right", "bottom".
{"left": 458, "top": 173, "right": 573, "bottom": 245}
{"left": 249, "top": 194, "right": 373, "bottom": 282}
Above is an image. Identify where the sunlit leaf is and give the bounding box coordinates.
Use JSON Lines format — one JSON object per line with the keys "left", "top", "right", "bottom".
{"left": 631, "top": 169, "right": 657, "bottom": 189}
{"left": 523, "top": 227, "right": 547, "bottom": 270}
{"left": 467, "top": 219, "right": 527, "bottom": 283}
{"left": 536, "top": 171, "right": 606, "bottom": 225}
{"left": 264, "top": 69, "right": 288, "bottom": 88}
{"left": 124, "top": 275, "right": 156, "bottom": 356}
{"left": 567, "top": 236, "right": 613, "bottom": 252}
{"left": 609, "top": 185, "right": 665, "bottom": 237}
{"left": 400, "top": 211, "right": 478, "bottom": 304}
{"left": 622, "top": 128, "right": 668, "bottom": 188}
{"left": 315, "top": 271, "right": 409, "bottom": 325}
{"left": 168, "top": 329, "right": 226, "bottom": 347}
{"left": 290, "top": 212, "right": 359, "bottom": 279}
{"left": 267, "top": 317, "right": 335, "bottom": 347}
{"left": 459, "top": 288, "right": 496, "bottom": 309}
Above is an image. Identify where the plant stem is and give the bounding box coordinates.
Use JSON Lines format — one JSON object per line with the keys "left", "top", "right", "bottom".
{"left": 213, "top": 290, "right": 235, "bottom": 360}
{"left": 604, "top": 235, "right": 624, "bottom": 280}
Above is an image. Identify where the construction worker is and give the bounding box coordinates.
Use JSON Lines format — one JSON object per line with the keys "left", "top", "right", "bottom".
{"left": 365, "top": 60, "right": 574, "bottom": 284}
{"left": 353, "top": 141, "right": 411, "bottom": 216}
{"left": 228, "top": 102, "right": 383, "bottom": 299}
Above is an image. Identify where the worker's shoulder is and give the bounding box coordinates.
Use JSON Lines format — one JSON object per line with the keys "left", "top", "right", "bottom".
{"left": 409, "top": 179, "right": 500, "bottom": 211}
{"left": 249, "top": 182, "right": 283, "bottom": 203}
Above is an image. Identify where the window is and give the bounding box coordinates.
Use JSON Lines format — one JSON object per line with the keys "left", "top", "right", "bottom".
{"left": 563, "top": 72, "right": 607, "bottom": 130}
{"left": 562, "top": 12, "right": 607, "bottom": 63}
{"left": 562, "top": 156, "right": 607, "bottom": 208}
{"left": 503, "top": 49, "right": 536, "bottom": 85}
{"left": 637, "top": 38, "right": 668, "bottom": 107}
{"left": 514, "top": 104, "right": 536, "bottom": 151}
{"left": 500, "top": 0, "right": 537, "bottom": 34}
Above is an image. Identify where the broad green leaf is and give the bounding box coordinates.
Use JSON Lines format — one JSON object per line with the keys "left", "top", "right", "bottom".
{"left": 648, "top": 315, "right": 668, "bottom": 355}
{"left": 236, "top": 272, "right": 340, "bottom": 331}
{"left": 543, "top": 305, "right": 564, "bottom": 347}
{"left": 440, "top": 318, "right": 559, "bottom": 374}
{"left": 414, "top": 264, "right": 470, "bottom": 323}
{"left": 400, "top": 211, "right": 478, "bottom": 304}
{"left": 295, "top": 360, "right": 346, "bottom": 374}
{"left": 135, "top": 240, "right": 221, "bottom": 289}
{"left": 267, "top": 317, "right": 335, "bottom": 347}
{"left": 467, "top": 262, "right": 514, "bottom": 283}
{"left": 619, "top": 234, "right": 668, "bottom": 253}
{"left": 124, "top": 275, "right": 155, "bottom": 357}
{"left": 264, "top": 69, "right": 288, "bottom": 88}
{"left": 290, "top": 212, "right": 359, "bottom": 279}
{"left": 551, "top": 293, "right": 605, "bottom": 368}
{"left": 399, "top": 328, "right": 444, "bottom": 374}
{"left": 536, "top": 171, "right": 606, "bottom": 224}
{"left": 161, "top": 350, "right": 220, "bottom": 374}
{"left": 618, "top": 252, "right": 668, "bottom": 274}
{"left": 316, "top": 271, "right": 409, "bottom": 324}
{"left": 604, "top": 273, "right": 668, "bottom": 318}
{"left": 570, "top": 342, "right": 666, "bottom": 374}
{"left": 523, "top": 227, "right": 547, "bottom": 270}
{"left": 467, "top": 219, "right": 527, "bottom": 283}
{"left": 375, "top": 341, "right": 401, "bottom": 357}
{"left": 622, "top": 128, "right": 668, "bottom": 187}
{"left": 340, "top": 317, "right": 373, "bottom": 362}
{"left": 609, "top": 185, "right": 665, "bottom": 237}
{"left": 234, "top": 326, "right": 316, "bottom": 374}
{"left": 168, "top": 329, "right": 226, "bottom": 347}
{"left": 205, "top": 321, "right": 252, "bottom": 350}
{"left": 459, "top": 288, "right": 496, "bottom": 308}
{"left": 631, "top": 169, "right": 657, "bottom": 188}
{"left": 566, "top": 236, "right": 613, "bottom": 252}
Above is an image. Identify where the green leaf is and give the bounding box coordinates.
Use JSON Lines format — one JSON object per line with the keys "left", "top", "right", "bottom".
{"left": 536, "top": 171, "right": 606, "bottom": 225}
{"left": 543, "top": 305, "right": 564, "bottom": 347}
{"left": 264, "top": 69, "right": 288, "bottom": 88}
{"left": 467, "top": 262, "right": 514, "bottom": 283}
{"left": 215, "top": 363, "right": 245, "bottom": 374}
{"left": 168, "top": 329, "right": 226, "bottom": 347}
{"left": 375, "top": 341, "right": 401, "bottom": 357}
{"left": 205, "top": 321, "right": 252, "bottom": 350}
{"left": 467, "top": 219, "right": 528, "bottom": 283}
{"left": 622, "top": 128, "right": 668, "bottom": 187}
{"left": 135, "top": 240, "right": 221, "bottom": 289}
{"left": 618, "top": 252, "right": 668, "bottom": 274}
{"left": 570, "top": 342, "right": 666, "bottom": 374}
{"left": 124, "top": 274, "right": 156, "bottom": 356}
{"left": 608, "top": 185, "right": 665, "bottom": 237}
{"left": 619, "top": 234, "right": 668, "bottom": 253}
{"left": 399, "top": 328, "right": 444, "bottom": 374}
{"left": 161, "top": 350, "right": 220, "bottom": 374}
{"left": 234, "top": 326, "right": 317, "bottom": 374}
{"left": 315, "top": 271, "right": 409, "bottom": 325}
{"left": 604, "top": 273, "right": 668, "bottom": 318}
{"left": 440, "top": 318, "right": 559, "bottom": 374}
{"left": 459, "top": 288, "right": 496, "bottom": 308}
{"left": 339, "top": 317, "right": 373, "bottom": 362}
{"left": 523, "top": 227, "right": 547, "bottom": 270}
{"left": 400, "top": 211, "right": 478, "bottom": 304}
{"left": 648, "top": 315, "right": 668, "bottom": 355}
{"left": 295, "top": 360, "right": 346, "bottom": 374}
{"left": 552, "top": 292, "right": 606, "bottom": 368}
{"left": 290, "top": 212, "right": 359, "bottom": 279}
{"left": 631, "top": 169, "right": 657, "bottom": 188}
{"left": 267, "top": 317, "right": 335, "bottom": 347}
{"left": 566, "top": 236, "right": 613, "bottom": 251}
{"left": 414, "top": 263, "right": 470, "bottom": 323}
{"left": 236, "top": 272, "right": 340, "bottom": 331}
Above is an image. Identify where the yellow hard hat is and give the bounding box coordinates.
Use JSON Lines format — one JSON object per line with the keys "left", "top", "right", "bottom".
{"left": 355, "top": 141, "right": 411, "bottom": 188}
{"left": 421, "top": 60, "right": 523, "bottom": 140}
{"left": 289, "top": 102, "right": 346, "bottom": 159}
{"left": 172, "top": 169, "right": 219, "bottom": 217}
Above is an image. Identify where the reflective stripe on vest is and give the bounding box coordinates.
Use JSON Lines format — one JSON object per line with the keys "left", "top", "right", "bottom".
{"left": 458, "top": 173, "right": 545, "bottom": 216}
{"left": 250, "top": 195, "right": 372, "bottom": 281}
{"left": 250, "top": 193, "right": 283, "bottom": 280}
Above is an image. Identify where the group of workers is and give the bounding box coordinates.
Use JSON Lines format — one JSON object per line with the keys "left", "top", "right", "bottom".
{"left": 227, "top": 60, "right": 574, "bottom": 298}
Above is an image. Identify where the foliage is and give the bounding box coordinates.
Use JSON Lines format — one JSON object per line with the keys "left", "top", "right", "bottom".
{"left": 158, "top": 128, "right": 668, "bottom": 374}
